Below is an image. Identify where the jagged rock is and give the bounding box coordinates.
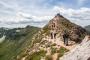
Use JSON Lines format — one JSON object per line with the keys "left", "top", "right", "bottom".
{"left": 43, "top": 13, "right": 87, "bottom": 42}
{"left": 60, "top": 36, "right": 90, "bottom": 60}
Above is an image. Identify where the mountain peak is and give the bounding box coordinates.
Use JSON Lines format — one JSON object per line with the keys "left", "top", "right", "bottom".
{"left": 47, "top": 13, "right": 87, "bottom": 42}
{"left": 55, "top": 13, "right": 64, "bottom": 18}
{"left": 51, "top": 13, "right": 65, "bottom": 22}
{"left": 56, "top": 13, "right": 61, "bottom": 16}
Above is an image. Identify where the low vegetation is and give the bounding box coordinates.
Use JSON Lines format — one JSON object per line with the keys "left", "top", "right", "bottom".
{"left": 0, "top": 26, "right": 40, "bottom": 60}
{"left": 26, "top": 50, "right": 46, "bottom": 60}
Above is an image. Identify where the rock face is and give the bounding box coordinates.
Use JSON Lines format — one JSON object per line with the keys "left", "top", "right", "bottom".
{"left": 60, "top": 36, "right": 90, "bottom": 60}
{"left": 44, "top": 13, "right": 87, "bottom": 42}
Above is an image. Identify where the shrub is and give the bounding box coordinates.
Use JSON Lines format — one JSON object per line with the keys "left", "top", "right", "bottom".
{"left": 45, "top": 55, "right": 52, "bottom": 60}
{"left": 57, "top": 47, "right": 69, "bottom": 57}
{"left": 51, "top": 47, "right": 57, "bottom": 55}
{"left": 27, "top": 50, "right": 46, "bottom": 60}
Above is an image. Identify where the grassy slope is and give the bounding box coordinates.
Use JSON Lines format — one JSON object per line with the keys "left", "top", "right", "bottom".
{"left": 0, "top": 26, "right": 40, "bottom": 60}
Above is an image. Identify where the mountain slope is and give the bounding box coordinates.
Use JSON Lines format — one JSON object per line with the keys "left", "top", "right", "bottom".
{"left": 0, "top": 26, "right": 40, "bottom": 60}
{"left": 18, "top": 14, "right": 88, "bottom": 60}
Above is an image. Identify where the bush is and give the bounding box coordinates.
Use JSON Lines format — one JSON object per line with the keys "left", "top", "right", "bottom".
{"left": 57, "top": 47, "right": 69, "bottom": 57}
{"left": 51, "top": 47, "right": 57, "bottom": 55}
{"left": 45, "top": 55, "right": 52, "bottom": 60}
{"left": 27, "top": 50, "right": 46, "bottom": 60}
{"left": 51, "top": 43, "right": 57, "bottom": 46}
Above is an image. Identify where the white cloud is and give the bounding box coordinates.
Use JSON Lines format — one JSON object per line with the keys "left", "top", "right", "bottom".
{"left": 0, "top": 0, "right": 90, "bottom": 28}
{"left": 0, "top": 6, "right": 90, "bottom": 28}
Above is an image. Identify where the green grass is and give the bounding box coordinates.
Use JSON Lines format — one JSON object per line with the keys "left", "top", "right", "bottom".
{"left": 42, "top": 25, "right": 50, "bottom": 36}
{"left": 27, "top": 50, "right": 46, "bottom": 60}
{"left": 45, "top": 55, "right": 52, "bottom": 60}
{"left": 0, "top": 26, "right": 40, "bottom": 60}
{"left": 57, "top": 47, "right": 69, "bottom": 60}
{"left": 51, "top": 47, "right": 57, "bottom": 55}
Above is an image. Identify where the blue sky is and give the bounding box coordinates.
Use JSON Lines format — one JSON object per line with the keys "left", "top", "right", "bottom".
{"left": 0, "top": 0, "right": 90, "bottom": 28}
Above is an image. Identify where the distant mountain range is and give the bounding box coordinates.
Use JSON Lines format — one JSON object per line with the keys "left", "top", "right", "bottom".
{"left": 85, "top": 25, "right": 90, "bottom": 33}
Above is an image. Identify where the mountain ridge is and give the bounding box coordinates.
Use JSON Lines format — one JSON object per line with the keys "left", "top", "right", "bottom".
{"left": 0, "top": 25, "right": 40, "bottom": 60}
{"left": 17, "top": 13, "right": 88, "bottom": 60}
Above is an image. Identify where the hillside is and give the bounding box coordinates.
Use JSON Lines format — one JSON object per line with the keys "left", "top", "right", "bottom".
{"left": 17, "top": 14, "right": 88, "bottom": 60}
{"left": 0, "top": 25, "right": 40, "bottom": 60}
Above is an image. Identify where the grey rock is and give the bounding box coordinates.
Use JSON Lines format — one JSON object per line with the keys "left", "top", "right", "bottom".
{"left": 60, "top": 36, "right": 90, "bottom": 60}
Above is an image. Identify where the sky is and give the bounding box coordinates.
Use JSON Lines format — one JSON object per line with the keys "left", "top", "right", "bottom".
{"left": 0, "top": 0, "right": 90, "bottom": 28}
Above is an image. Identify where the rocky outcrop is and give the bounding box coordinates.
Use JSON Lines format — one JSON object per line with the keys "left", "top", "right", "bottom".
{"left": 60, "top": 36, "right": 90, "bottom": 60}
{"left": 44, "top": 13, "right": 87, "bottom": 43}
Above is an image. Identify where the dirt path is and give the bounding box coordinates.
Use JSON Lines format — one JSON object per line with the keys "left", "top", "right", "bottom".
{"left": 43, "top": 37, "right": 77, "bottom": 50}
{"left": 52, "top": 53, "right": 59, "bottom": 60}
{"left": 42, "top": 37, "right": 77, "bottom": 60}
{"left": 55, "top": 38, "right": 76, "bottom": 50}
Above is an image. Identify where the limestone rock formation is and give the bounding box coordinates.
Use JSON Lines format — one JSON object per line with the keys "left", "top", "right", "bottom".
{"left": 60, "top": 36, "right": 90, "bottom": 60}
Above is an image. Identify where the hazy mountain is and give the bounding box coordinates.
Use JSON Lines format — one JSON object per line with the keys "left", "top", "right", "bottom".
{"left": 85, "top": 25, "right": 90, "bottom": 33}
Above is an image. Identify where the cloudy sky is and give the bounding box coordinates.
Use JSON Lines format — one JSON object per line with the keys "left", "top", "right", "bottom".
{"left": 0, "top": 0, "right": 90, "bottom": 28}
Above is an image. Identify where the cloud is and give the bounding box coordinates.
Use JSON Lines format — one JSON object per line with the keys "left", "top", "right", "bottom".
{"left": 0, "top": 6, "right": 90, "bottom": 28}
{"left": 2, "top": 7, "right": 90, "bottom": 27}
{"left": 57, "top": 7, "right": 90, "bottom": 26}
{"left": 0, "top": 0, "right": 90, "bottom": 28}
